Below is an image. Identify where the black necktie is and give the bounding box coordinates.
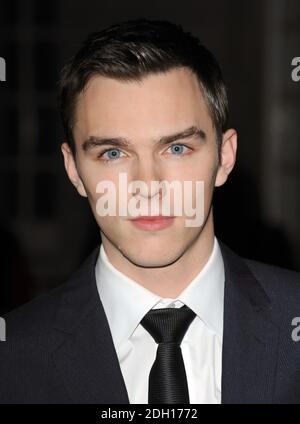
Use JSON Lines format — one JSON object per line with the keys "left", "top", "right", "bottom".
{"left": 140, "top": 304, "right": 196, "bottom": 404}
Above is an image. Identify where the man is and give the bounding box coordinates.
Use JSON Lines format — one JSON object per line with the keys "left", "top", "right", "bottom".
{"left": 1, "top": 18, "right": 300, "bottom": 404}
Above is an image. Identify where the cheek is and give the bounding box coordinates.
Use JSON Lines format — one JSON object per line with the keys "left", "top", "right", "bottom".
{"left": 168, "top": 150, "right": 217, "bottom": 180}
{"left": 166, "top": 166, "right": 216, "bottom": 199}
{"left": 80, "top": 164, "right": 120, "bottom": 201}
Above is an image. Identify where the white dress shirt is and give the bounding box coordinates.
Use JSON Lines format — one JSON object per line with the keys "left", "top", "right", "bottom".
{"left": 95, "top": 236, "right": 225, "bottom": 404}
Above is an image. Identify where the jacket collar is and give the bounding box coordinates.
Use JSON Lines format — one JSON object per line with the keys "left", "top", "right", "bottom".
{"left": 51, "top": 245, "right": 130, "bottom": 403}
{"left": 219, "top": 241, "right": 279, "bottom": 403}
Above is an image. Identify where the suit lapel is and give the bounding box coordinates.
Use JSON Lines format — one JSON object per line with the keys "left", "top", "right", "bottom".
{"left": 219, "top": 241, "right": 279, "bottom": 403}
{"left": 51, "top": 246, "right": 130, "bottom": 404}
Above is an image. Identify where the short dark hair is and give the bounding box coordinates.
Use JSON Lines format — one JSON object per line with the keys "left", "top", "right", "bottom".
{"left": 58, "top": 18, "right": 229, "bottom": 159}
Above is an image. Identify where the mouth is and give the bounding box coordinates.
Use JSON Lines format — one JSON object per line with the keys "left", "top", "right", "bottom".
{"left": 129, "top": 215, "right": 175, "bottom": 231}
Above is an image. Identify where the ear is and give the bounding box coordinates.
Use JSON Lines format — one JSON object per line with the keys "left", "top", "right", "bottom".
{"left": 61, "top": 142, "right": 87, "bottom": 197}
{"left": 215, "top": 128, "right": 238, "bottom": 187}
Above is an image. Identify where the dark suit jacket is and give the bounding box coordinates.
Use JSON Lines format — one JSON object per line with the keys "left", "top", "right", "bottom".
{"left": 1, "top": 239, "right": 300, "bottom": 404}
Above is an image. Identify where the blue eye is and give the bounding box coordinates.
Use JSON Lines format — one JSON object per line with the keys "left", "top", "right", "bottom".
{"left": 169, "top": 144, "right": 189, "bottom": 155}
{"left": 100, "top": 149, "right": 123, "bottom": 161}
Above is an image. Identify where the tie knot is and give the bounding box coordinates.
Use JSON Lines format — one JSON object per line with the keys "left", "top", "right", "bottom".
{"left": 140, "top": 304, "right": 196, "bottom": 345}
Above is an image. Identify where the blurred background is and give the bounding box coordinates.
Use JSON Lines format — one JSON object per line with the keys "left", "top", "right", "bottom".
{"left": 0, "top": 0, "right": 299, "bottom": 314}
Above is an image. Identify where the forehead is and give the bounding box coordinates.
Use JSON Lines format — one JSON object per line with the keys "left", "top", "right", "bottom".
{"left": 73, "top": 67, "right": 213, "bottom": 141}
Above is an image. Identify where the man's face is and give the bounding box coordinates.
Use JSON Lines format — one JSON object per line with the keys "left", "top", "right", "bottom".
{"left": 62, "top": 67, "right": 236, "bottom": 267}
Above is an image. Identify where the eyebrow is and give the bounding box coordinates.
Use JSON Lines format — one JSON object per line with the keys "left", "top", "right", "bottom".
{"left": 81, "top": 126, "right": 207, "bottom": 152}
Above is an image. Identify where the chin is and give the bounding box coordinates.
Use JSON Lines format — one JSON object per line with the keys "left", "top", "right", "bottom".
{"left": 122, "top": 247, "right": 183, "bottom": 269}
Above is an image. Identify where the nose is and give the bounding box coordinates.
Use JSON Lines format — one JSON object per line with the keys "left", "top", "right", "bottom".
{"left": 131, "top": 156, "right": 163, "bottom": 200}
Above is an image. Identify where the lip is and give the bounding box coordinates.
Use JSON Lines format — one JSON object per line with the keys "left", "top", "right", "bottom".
{"left": 129, "top": 216, "right": 175, "bottom": 231}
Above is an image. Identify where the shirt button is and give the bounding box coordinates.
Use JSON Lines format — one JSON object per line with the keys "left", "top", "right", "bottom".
{"left": 169, "top": 302, "right": 176, "bottom": 308}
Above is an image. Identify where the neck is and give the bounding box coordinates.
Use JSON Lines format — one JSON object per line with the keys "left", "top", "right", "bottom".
{"left": 101, "top": 210, "right": 215, "bottom": 298}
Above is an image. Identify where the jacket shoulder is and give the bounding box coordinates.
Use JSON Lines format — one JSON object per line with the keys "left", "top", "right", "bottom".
{"left": 243, "top": 257, "right": 300, "bottom": 303}
{"left": 1, "top": 245, "right": 100, "bottom": 343}
{"left": 2, "top": 280, "right": 66, "bottom": 343}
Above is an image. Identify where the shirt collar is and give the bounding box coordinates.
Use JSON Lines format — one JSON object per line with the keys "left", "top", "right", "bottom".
{"left": 95, "top": 236, "right": 224, "bottom": 350}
